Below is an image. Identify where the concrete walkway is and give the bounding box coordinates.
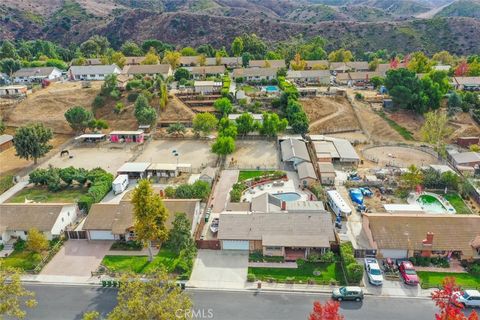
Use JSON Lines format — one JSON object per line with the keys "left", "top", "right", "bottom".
{"left": 0, "top": 178, "right": 28, "bottom": 203}
{"left": 211, "top": 170, "right": 239, "bottom": 213}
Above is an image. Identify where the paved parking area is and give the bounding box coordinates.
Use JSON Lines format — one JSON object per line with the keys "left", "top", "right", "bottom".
{"left": 136, "top": 139, "right": 217, "bottom": 170}
{"left": 41, "top": 241, "right": 112, "bottom": 277}
{"left": 228, "top": 140, "right": 279, "bottom": 169}
{"left": 188, "top": 250, "right": 249, "bottom": 289}
{"left": 363, "top": 265, "right": 421, "bottom": 297}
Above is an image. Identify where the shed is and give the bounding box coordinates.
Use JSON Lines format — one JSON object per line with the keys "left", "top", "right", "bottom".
{"left": 0, "top": 134, "right": 14, "bottom": 152}
{"left": 318, "top": 162, "right": 336, "bottom": 185}
{"left": 116, "top": 162, "right": 150, "bottom": 179}
{"left": 74, "top": 133, "right": 106, "bottom": 143}
{"left": 109, "top": 130, "right": 144, "bottom": 143}
{"left": 297, "top": 162, "right": 317, "bottom": 186}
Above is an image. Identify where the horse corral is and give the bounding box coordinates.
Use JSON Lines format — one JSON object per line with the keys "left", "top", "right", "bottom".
{"left": 362, "top": 145, "right": 440, "bottom": 168}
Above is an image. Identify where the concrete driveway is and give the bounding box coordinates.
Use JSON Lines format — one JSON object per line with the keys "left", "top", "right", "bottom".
{"left": 211, "top": 170, "right": 239, "bottom": 213}
{"left": 41, "top": 241, "right": 112, "bottom": 277}
{"left": 188, "top": 249, "right": 248, "bottom": 289}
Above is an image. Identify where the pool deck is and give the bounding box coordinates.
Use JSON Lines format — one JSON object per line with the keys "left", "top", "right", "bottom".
{"left": 240, "top": 173, "right": 308, "bottom": 202}
{"left": 407, "top": 191, "right": 456, "bottom": 214}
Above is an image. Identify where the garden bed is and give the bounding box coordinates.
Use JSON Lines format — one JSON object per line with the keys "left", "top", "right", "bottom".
{"left": 110, "top": 241, "right": 143, "bottom": 251}
{"left": 249, "top": 252, "right": 285, "bottom": 263}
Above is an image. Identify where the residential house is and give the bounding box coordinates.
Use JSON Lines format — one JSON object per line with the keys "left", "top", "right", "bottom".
{"left": 122, "top": 64, "right": 172, "bottom": 79}
{"left": 205, "top": 57, "right": 241, "bottom": 68}
{"left": 194, "top": 81, "right": 222, "bottom": 94}
{"left": 297, "top": 162, "right": 317, "bottom": 186}
{"left": 0, "top": 134, "right": 13, "bottom": 152}
{"left": 363, "top": 212, "right": 480, "bottom": 260}
{"left": 109, "top": 130, "right": 144, "bottom": 143}
{"left": 179, "top": 56, "right": 202, "bottom": 67}
{"left": 447, "top": 150, "right": 480, "bottom": 172}
{"left": 124, "top": 56, "right": 146, "bottom": 65}
{"left": 13, "top": 67, "right": 62, "bottom": 83}
{"left": 218, "top": 212, "right": 336, "bottom": 260}
{"left": 0, "top": 203, "right": 78, "bottom": 244}
{"left": 83, "top": 198, "right": 201, "bottom": 240}
{"left": 318, "top": 162, "right": 336, "bottom": 185}
{"left": 453, "top": 77, "right": 480, "bottom": 91}
{"left": 189, "top": 66, "right": 225, "bottom": 80}
{"left": 375, "top": 63, "right": 407, "bottom": 77}
{"left": 68, "top": 65, "right": 121, "bottom": 81}
{"left": 232, "top": 68, "right": 278, "bottom": 82}
{"left": 250, "top": 192, "right": 326, "bottom": 213}
{"left": 0, "top": 85, "right": 27, "bottom": 97}
{"left": 348, "top": 71, "right": 382, "bottom": 87}
{"left": 280, "top": 138, "right": 311, "bottom": 168}
{"left": 199, "top": 167, "right": 217, "bottom": 184}
{"left": 310, "top": 135, "right": 360, "bottom": 165}
{"left": 249, "top": 60, "right": 286, "bottom": 69}
{"left": 286, "top": 70, "right": 331, "bottom": 85}
{"left": 433, "top": 65, "right": 451, "bottom": 72}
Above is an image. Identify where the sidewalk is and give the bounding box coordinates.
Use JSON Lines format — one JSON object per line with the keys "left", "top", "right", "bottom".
{"left": 0, "top": 178, "right": 28, "bottom": 203}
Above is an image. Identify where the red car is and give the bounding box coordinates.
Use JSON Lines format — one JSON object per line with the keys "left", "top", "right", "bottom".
{"left": 398, "top": 261, "right": 419, "bottom": 285}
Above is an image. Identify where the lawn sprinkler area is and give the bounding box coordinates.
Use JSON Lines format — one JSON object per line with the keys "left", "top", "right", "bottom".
{"left": 408, "top": 192, "right": 456, "bottom": 214}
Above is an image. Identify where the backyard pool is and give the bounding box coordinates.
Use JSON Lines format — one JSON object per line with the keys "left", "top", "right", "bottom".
{"left": 263, "top": 85, "right": 279, "bottom": 93}
{"left": 416, "top": 194, "right": 451, "bottom": 214}
{"left": 273, "top": 192, "right": 302, "bottom": 202}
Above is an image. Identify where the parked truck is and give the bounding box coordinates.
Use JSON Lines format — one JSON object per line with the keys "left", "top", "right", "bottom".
{"left": 112, "top": 174, "right": 129, "bottom": 195}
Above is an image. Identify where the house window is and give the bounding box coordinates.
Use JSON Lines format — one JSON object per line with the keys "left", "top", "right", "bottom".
{"left": 265, "top": 246, "right": 281, "bottom": 251}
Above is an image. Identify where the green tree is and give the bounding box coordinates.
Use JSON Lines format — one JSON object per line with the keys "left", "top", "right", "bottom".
{"left": 370, "top": 76, "right": 384, "bottom": 89}
{"left": 174, "top": 68, "right": 191, "bottom": 81}
{"left": 401, "top": 165, "right": 424, "bottom": 191}
{"left": 166, "top": 212, "right": 194, "bottom": 254}
{"left": 141, "top": 47, "right": 160, "bottom": 65}
{"left": 82, "top": 311, "right": 100, "bottom": 320}
{"left": 80, "top": 40, "right": 100, "bottom": 58}
{"left": 427, "top": 70, "right": 450, "bottom": 95}
{"left": 432, "top": 51, "right": 455, "bottom": 65}
{"left": 26, "top": 228, "right": 49, "bottom": 253}
{"left": 0, "top": 40, "right": 19, "bottom": 59}
{"left": 0, "top": 267, "right": 37, "bottom": 319}
{"left": 218, "top": 117, "right": 237, "bottom": 139}
{"left": 240, "top": 33, "right": 267, "bottom": 59}
{"left": 131, "top": 179, "right": 169, "bottom": 261}
{"left": 289, "top": 111, "right": 309, "bottom": 134}
{"left": 141, "top": 39, "right": 173, "bottom": 55}
{"left": 197, "top": 44, "right": 216, "bottom": 57}
{"left": 241, "top": 52, "right": 252, "bottom": 68}
{"left": 0, "top": 58, "right": 22, "bottom": 76}
{"left": 134, "top": 94, "right": 157, "bottom": 126}
{"left": 106, "top": 271, "right": 192, "bottom": 320}
{"left": 14, "top": 123, "right": 53, "bottom": 164}
{"left": 447, "top": 92, "right": 463, "bottom": 116}
{"left": 328, "top": 48, "right": 353, "bottom": 62}
{"left": 192, "top": 113, "right": 218, "bottom": 136}
{"left": 121, "top": 41, "right": 143, "bottom": 56}
{"left": 235, "top": 113, "right": 255, "bottom": 136}
{"left": 213, "top": 97, "right": 233, "bottom": 116}
{"left": 259, "top": 112, "right": 288, "bottom": 137}
{"left": 231, "top": 37, "right": 244, "bottom": 57}
{"left": 212, "top": 136, "right": 235, "bottom": 156}
{"left": 87, "top": 119, "right": 109, "bottom": 132}
{"left": 421, "top": 111, "right": 453, "bottom": 157}
{"left": 407, "top": 52, "right": 433, "bottom": 73}
{"left": 64, "top": 106, "right": 94, "bottom": 134}
{"left": 167, "top": 122, "right": 187, "bottom": 137}
{"left": 101, "top": 50, "right": 126, "bottom": 69}
{"left": 163, "top": 51, "right": 181, "bottom": 69}
{"left": 180, "top": 47, "right": 197, "bottom": 56}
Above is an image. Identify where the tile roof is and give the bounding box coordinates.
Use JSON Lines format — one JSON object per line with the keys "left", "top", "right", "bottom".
{"left": 232, "top": 68, "right": 277, "bottom": 78}
{"left": 122, "top": 64, "right": 171, "bottom": 75}
{"left": 280, "top": 138, "right": 310, "bottom": 162}
{"left": 189, "top": 66, "right": 225, "bottom": 75}
{"left": 13, "top": 67, "right": 59, "bottom": 78}
{"left": 0, "top": 203, "right": 72, "bottom": 232}
{"left": 297, "top": 162, "right": 317, "bottom": 180}
{"left": 68, "top": 65, "right": 120, "bottom": 75}
{"left": 249, "top": 60, "right": 286, "bottom": 69}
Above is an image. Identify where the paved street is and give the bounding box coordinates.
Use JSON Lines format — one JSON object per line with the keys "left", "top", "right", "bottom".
{"left": 24, "top": 284, "right": 439, "bottom": 320}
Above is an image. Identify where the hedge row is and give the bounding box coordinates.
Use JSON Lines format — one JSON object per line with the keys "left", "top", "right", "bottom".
{"left": 340, "top": 242, "right": 363, "bottom": 284}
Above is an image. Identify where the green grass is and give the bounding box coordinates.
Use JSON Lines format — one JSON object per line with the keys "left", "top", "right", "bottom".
{"left": 0, "top": 251, "right": 42, "bottom": 271}
{"left": 376, "top": 111, "right": 415, "bottom": 141}
{"left": 417, "top": 271, "right": 480, "bottom": 289}
{"left": 102, "top": 249, "right": 177, "bottom": 274}
{"left": 444, "top": 193, "right": 472, "bottom": 214}
{"left": 240, "top": 85, "right": 259, "bottom": 94}
{"left": 249, "top": 261, "right": 345, "bottom": 285}
{"left": 7, "top": 186, "right": 88, "bottom": 203}
{"left": 238, "top": 170, "right": 277, "bottom": 182}
{"left": 0, "top": 175, "right": 14, "bottom": 194}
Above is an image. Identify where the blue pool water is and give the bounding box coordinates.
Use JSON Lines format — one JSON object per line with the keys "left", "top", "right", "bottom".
{"left": 265, "top": 85, "right": 279, "bottom": 92}
{"left": 272, "top": 192, "right": 301, "bottom": 201}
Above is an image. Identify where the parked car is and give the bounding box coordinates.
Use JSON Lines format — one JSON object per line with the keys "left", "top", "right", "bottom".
{"left": 398, "top": 261, "right": 419, "bottom": 285}
{"left": 455, "top": 290, "right": 480, "bottom": 308}
{"left": 364, "top": 258, "right": 383, "bottom": 286}
{"left": 332, "top": 286, "right": 364, "bottom": 302}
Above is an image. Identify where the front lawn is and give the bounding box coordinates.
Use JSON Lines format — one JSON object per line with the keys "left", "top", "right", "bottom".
{"left": 238, "top": 170, "right": 278, "bottom": 182}
{"left": 444, "top": 193, "right": 472, "bottom": 214}
{"left": 249, "top": 261, "right": 345, "bottom": 285}
{"left": 240, "top": 85, "right": 258, "bottom": 94}
{"left": 102, "top": 249, "right": 177, "bottom": 274}
{"left": 1, "top": 251, "right": 42, "bottom": 271}
{"left": 7, "top": 186, "right": 88, "bottom": 203}
{"left": 0, "top": 175, "right": 14, "bottom": 194}
{"left": 417, "top": 271, "right": 480, "bottom": 289}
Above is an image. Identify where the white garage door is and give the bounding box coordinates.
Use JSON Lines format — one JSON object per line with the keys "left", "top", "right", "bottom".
{"left": 222, "top": 240, "right": 249, "bottom": 251}
{"left": 89, "top": 230, "right": 115, "bottom": 240}
{"left": 380, "top": 249, "right": 408, "bottom": 259}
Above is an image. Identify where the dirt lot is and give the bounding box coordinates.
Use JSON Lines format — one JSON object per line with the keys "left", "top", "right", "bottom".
{"left": 449, "top": 112, "right": 480, "bottom": 142}
{"left": 3, "top": 82, "right": 101, "bottom": 134}
{"left": 301, "top": 96, "right": 361, "bottom": 134}
{"left": 136, "top": 139, "right": 217, "bottom": 170}
{"left": 39, "top": 145, "right": 135, "bottom": 174}
{"left": 227, "top": 140, "right": 279, "bottom": 169}
{"left": 362, "top": 145, "right": 440, "bottom": 168}
{"left": 159, "top": 95, "right": 196, "bottom": 122}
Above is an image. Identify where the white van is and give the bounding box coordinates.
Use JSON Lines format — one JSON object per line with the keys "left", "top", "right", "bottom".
{"left": 112, "top": 174, "right": 129, "bottom": 195}
{"left": 327, "top": 190, "right": 352, "bottom": 217}
{"left": 456, "top": 290, "right": 480, "bottom": 308}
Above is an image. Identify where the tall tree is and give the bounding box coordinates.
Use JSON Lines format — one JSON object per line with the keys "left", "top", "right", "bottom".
{"left": 455, "top": 60, "right": 469, "bottom": 77}
{"left": 192, "top": 113, "right": 218, "bottom": 136}
{"left": 447, "top": 92, "right": 463, "bottom": 116}
{"left": 163, "top": 51, "right": 181, "bottom": 69}
{"left": 235, "top": 113, "right": 256, "bottom": 136}
{"left": 0, "top": 58, "right": 22, "bottom": 76}
{"left": 213, "top": 97, "right": 233, "bottom": 116}
{"left": 407, "top": 51, "right": 433, "bottom": 73}
{"left": 401, "top": 164, "right": 424, "bottom": 191}
{"left": 240, "top": 34, "right": 267, "bottom": 59}
{"left": 328, "top": 49, "right": 353, "bottom": 62}
{"left": 432, "top": 51, "right": 455, "bottom": 66}
{"left": 180, "top": 47, "right": 197, "bottom": 56}
{"left": 309, "top": 300, "right": 344, "bottom": 320}
{"left": 14, "top": 123, "right": 53, "bottom": 164}
{"left": 101, "top": 50, "right": 126, "bottom": 69}
{"left": 291, "top": 53, "right": 307, "bottom": 71}
{"left": 120, "top": 41, "right": 143, "bottom": 56}
{"left": 421, "top": 111, "right": 453, "bottom": 157}
{"left": 131, "top": 179, "right": 169, "bottom": 261}
{"left": 142, "top": 47, "right": 160, "bottom": 65}
{"left": 218, "top": 117, "right": 237, "bottom": 139}
{"left": 259, "top": 112, "right": 288, "bottom": 137}
{"left": 0, "top": 267, "right": 37, "bottom": 319}
{"left": 212, "top": 136, "right": 235, "bottom": 156}
{"left": 166, "top": 212, "right": 194, "bottom": 254}
{"left": 64, "top": 106, "right": 94, "bottom": 134}
{"left": 231, "top": 37, "right": 244, "bottom": 57}
{"left": 26, "top": 228, "right": 49, "bottom": 253}
{"left": 0, "top": 40, "right": 19, "bottom": 59}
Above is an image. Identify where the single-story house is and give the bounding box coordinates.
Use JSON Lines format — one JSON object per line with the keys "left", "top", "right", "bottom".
{"left": 218, "top": 212, "right": 336, "bottom": 260}
{"left": 448, "top": 151, "right": 480, "bottom": 169}
{"left": 205, "top": 57, "right": 241, "bottom": 67}
{"left": 375, "top": 62, "right": 407, "bottom": 76}
{"left": 0, "top": 134, "right": 13, "bottom": 152}
{"left": 286, "top": 70, "right": 331, "bottom": 85}
{"left": 453, "top": 77, "right": 480, "bottom": 91}
{"left": 0, "top": 203, "right": 78, "bottom": 244}
{"left": 290, "top": 60, "right": 329, "bottom": 70}
{"left": 232, "top": 68, "right": 277, "bottom": 82}
{"left": 82, "top": 58, "right": 102, "bottom": 66}
{"left": 250, "top": 192, "right": 326, "bottom": 213}
{"left": 310, "top": 135, "right": 360, "bottom": 165}
{"left": 124, "top": 56, "right": 146, "bottom": 65}
{"left": 194, "top": 81, "right": 222, "bottom": 94}
{"left": 179, "top": 56, "right": 202, "bottom": 67}
{"left": 68, "top": 65, "right": 121, "bottom": 81}
{"left": 249, "top": 60, "right": 286, "bottom": 69}
{"left": 331, "top": 62, "right": 369, "bottom": 73}
{"left": 109, "top": 130, "right": 144, "bottom": 143}
{"left": 318, "top": 162, "right": 336, "bottom": 185}
{"left": 116, "top": 162, "right": 150, "bottom": 179}
{"left": 363, "top": 212, "right": 480, "bottom": 260}
{"left": 0, "top": 85, "right": 27, "bottom": 97}
{"left": 228, "top": 113, "right": 263, "bottom": 125}
{"left": 199, "top": 166, "right": 217, "bottom": 184}
{"left": 280, "top": 138, "right": 311, "bottom": 168}
{"left": 122, "top": 64, "right": 172, "bottom": 79}
{"left": 13, "top": 67, "right": 62, "bottom": 83}
{"left": 348, "top": 71, "right": 382, "bottom": 86}
{"left": 189, "top": 66, "right": 225, "bottom": 79}
{"left": 297, "top": 162, "right": 317, "bottom": 186}
{"left": 83, "top": 198, "right": 201, "bottom": 240}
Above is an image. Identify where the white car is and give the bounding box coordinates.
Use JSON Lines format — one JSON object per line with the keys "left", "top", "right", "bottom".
{"left": 455, "top": 290, "right": 480, "bottom": 308}
{"left": 364, "top": 258, "right": 383, "bottom": 286}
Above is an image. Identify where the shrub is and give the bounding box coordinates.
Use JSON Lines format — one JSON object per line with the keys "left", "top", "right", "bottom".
{"left": 114, "top": 102, "right": 125, "bottom": 114}
{"left": 469, "top": 263, "right": 480, "bottom": 275}
{"left": 126, "top": 80, "right": 143, "bottom": 91}
{"left": 319, "top": 251, "right": 336, "bottom": 263}
{"left": 164, "top": 186, "right": 175, "bottom": 198}
{"left": 92, "top": 95, "right": 105, "bottom": 108}
{"left": 346, "top": 263, "right": 363, "bottom": 284}
{"left": 355, "top": 93, "right": 364, "bottom": 100}
{"left": 127, "top": 92, "right": 139, "bottom": 102}
{"left": 14, "top": 239, "right": 27, "bottom": 251}
{"left": 247, "top": 273, "right": 256, "bottom": 282}
{"left": 230, "top": 182, "right": 246, "bottom": 202}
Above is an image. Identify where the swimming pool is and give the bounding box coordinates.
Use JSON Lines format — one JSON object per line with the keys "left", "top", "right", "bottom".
{"left": 272, "top": 192, "right": 301, "bottom": 201}
{"left": 416, "top": 194, "right": 448, "bottom": 213}
{"left": 264, "top": 85, "right": 279, "bottom": 93}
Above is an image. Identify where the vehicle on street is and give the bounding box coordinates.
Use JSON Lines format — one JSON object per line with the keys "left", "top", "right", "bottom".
{"left": 332, "top": 286, "right": 364, "bottom": 302}
{"left": 398, "top": 261, "right": 419, "bottom": 285}
{"left": 364, "top": 258, "right": 383, "bottom": 286}
{"left": 455, "top": 290, "right": 480, "bottom": 308}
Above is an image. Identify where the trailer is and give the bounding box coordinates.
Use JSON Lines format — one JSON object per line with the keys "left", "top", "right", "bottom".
{"left": 326, "top": 190, "right": 352, "bottom": 217}
{"left": 112, "top": 174, "right": 129, "bottom": 195}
